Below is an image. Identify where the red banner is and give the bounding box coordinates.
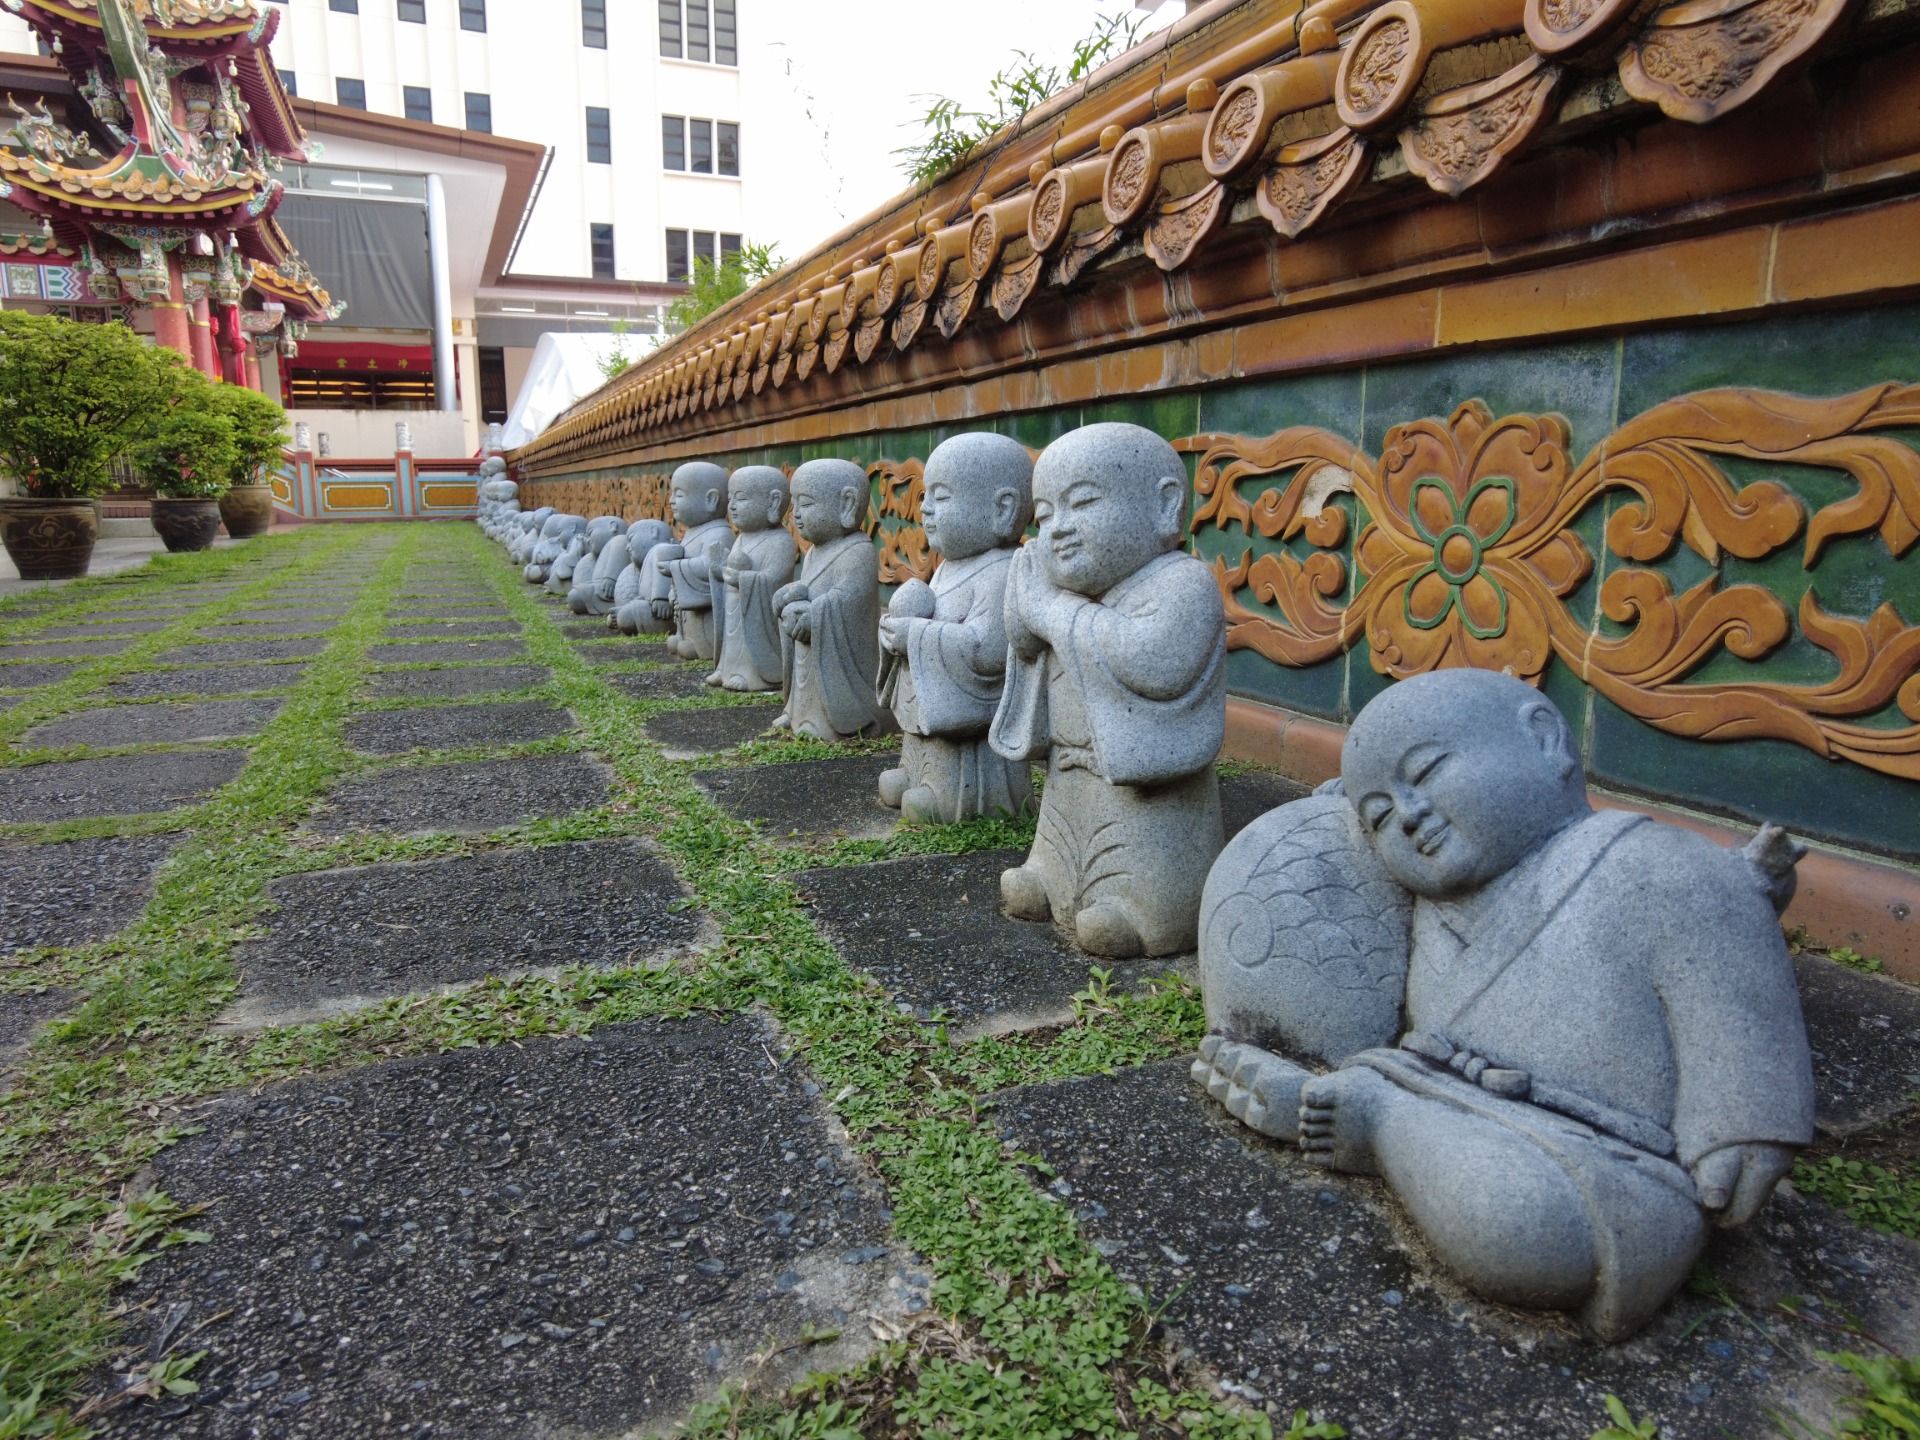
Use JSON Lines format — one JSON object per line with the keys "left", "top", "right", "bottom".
{"left": 289, "top": 341, "right": 435, "bottom": 374}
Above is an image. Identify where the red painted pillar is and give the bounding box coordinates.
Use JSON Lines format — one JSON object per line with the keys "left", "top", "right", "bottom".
{"left": 189, "top": 295, "right": 218, "bottom": 379}
{"left": 243, "top": 342, "right": 263, "bottom": 393}
{"left": 215, "top": 304, "right": 244, "bottom": 386}
{"left": 150, "top": 253, "right": 194, "bottom": 360}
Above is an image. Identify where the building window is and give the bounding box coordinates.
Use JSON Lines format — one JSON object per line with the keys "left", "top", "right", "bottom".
{"left": 398, "top": 0, "right": 425, "bottom": 20}
{"left": 328, "top": 0, "right": 357, "bottom": 11}
{"left": 591, "top": 223, "right": 616, "bottom": 280}
{"left": 665, "top": 228, "right": 689, "bottom": 282}
{"left": 662, "top": 116, "right": 737, "bottom": 176}
{"left": 714, "top": 0, "right": 736, "bottom": 65}
{"left": 661, "top": 115, "right": 685, "bottom": 171}
{"left": 582, "top": 0, "right": 607, "bottom": 48}
{"left": 336, "top": 77, "right": 366, "bottom": 110}
{"left": 479, "top": 347, "right": 510, "bottom": 425}
{"left": 722, "top": 232, "right": 742, "bottom": 261}
{"left": 464, "top": 92, "right": 492, "bottom": 133}
{"left": 686, "top": 0, "right": 709, "bottom": 62}
{"left": 459, "top": 0, "right": 486, "bottom": 33}
{"left": 403, "top": 86, "right": 432, "bottom": 123}
{"left": 657, "top": 0, "right": 681, "bottom": 58}
{"left": 690, "top": 118, "right": 712, "bottom": 175}
{"left": 586, "top": 107, "right": 612, "bottom": 165}
{"left": 278, "top": 68, "right": 296, "bottom": 96}
{"left": 717, "top": 122, "right": 739, "bottom": 177}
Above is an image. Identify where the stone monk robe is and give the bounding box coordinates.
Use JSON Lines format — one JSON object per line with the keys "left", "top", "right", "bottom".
{"left": 649, "top": 462, "right": 732, "bottom": 662}
{"left": 1193, "top": 669, "right": 1815, "bottom": 1340}
{"left": 990, "top": 422, "right": 1227, "bottom": 959}
{"left": 711, "top": 466, "right": 797, "bottom": 692}
{"left": 877, "top": 432, "right": 1035, "bottom": 825}
{"left": 774, "top": 459, "right": 892, "bottom": 742}
{"left": 613, "top": 519, "right": 674, "bottom": 635}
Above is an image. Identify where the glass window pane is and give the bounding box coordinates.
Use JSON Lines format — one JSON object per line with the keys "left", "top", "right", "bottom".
{"left": 591, "top": 224, "right": 616, "bottom": 280}
{"left": 657, "top": 0, "right": 681, "bottom": 58}
{"left": 713, "top": 0, "right": 736, "bottom": 65}
{"left": 459, "top": 0, "right": 486, "bottom": 31}
{"left": 328, "top": 0, "right": 357, "bottom": 11}
{"left": 336, "top": 77, "right": 366, "bottom": 109}
{"left": 464, "top": 92, "right": 491, "bottom": 133}
{"left": 278, "top": 68, "right": 296, "bottom": 96}
{"left": 721, "top": 233, "right": 742, "bottom": 260}
{"left": 717, "top": 122, "right": 738, "bottom": 177}
{"left": 403, "top": 86, "right": 431, "bottom": 123}
{"left": 690, "top": 119, "right": 711, "bottom": 175}
{"left": 686, "top": 0, "right": 709, "bottom": 62}
{"left": 586, "top": 106, "right": 611, "bottom": 164}
{"left": 661, "top": 115, "right": 685, "bottom": 170}
{"left": 665, "top": 229, "right": 689, "bottom": 282}
{"left": 398, "top": 0, "right": 424, "bottom": 20}
{"left": 582, "top": 0, "right": 607, "bottom": 48}
{"left": 696, "top": 231, "right": 718, "bottom": 267}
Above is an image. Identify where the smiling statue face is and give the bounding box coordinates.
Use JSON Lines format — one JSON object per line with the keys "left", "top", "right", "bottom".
{"left": 1342, "top": 670, "right": 1590, "bottom": 898}
{"left": 922, "top": 432, "right": 1034, "bottom": 562}
{"left": 727, "top": 469, "right": 785, "bottom": 533}
{"left": 1030, "top": 424, "right": 1184, "bottom": 598}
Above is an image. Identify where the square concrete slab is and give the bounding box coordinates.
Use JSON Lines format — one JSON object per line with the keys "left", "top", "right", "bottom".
{"left": 231, "top": 840, "right": 699, "bottom": 1022}
{"left": 106, "top": 664, "right": 308, "bottom": 698}
{"left": 310, "top": 754, "right": 610, "bottom": 834}
{"left": 574, "top": 639, "right": 662, "bottom": 666}
{"left": 386, "top": 619, "right": 519, "bottom": 639}
{"left": 156, "top": 638, "right": 330, "bottom": 664}
{"left": 645, "top": 704, "right": 781, "bottom": 757}
{"left": 366, "top": 665, "right": 549, "bottom": 700}
{"left": 368, "top": 641, "right": 528, "bottom": 664}
{"left": 605, "top": 669, "right": 713, "bottom": 701}
{"left": 345, "top": 701, "right": 575, "bottom": 755}
{"left": 201, "top": 619, "right": 340, "bottom": 638}
{"left": 33, "top": 618, "right": 176, "bottom": 637}
{"left": 0, "top": 749, "right": 248, "bottom": 822}
{"left": 696, "top": 755, "right": 901, "bottom": 842}
{"left": 797, "top": 849, "right": 1180, "bottom": 1035}
{"left": 23, "top": 699, "right": 283, "bottom": 749}
{"left": 391, "top": 598, "right": 505, "bottom": 613}
{"left": 105, "top": 1017, "right": 914, "bottom": 1439}
{"left": 0, "top": 662, "right": 81, "bottom": 689}
{"left": 559, "top": 620, "right": 621, "bottom": 639}
{"left": 996, "top": 1060, "right": 1920, "bottom": 1440}
{"left": 1797, "top": 953, "right": 1920, "bottom": 1134}
{"left": 0, "top": 637, "right": 138, "bottom": 659}
{"left": 0, "top": 987, "right": 78, "bottom": 1082}
{"left": 0, "top": 833, "right": 180, "bottom": 952}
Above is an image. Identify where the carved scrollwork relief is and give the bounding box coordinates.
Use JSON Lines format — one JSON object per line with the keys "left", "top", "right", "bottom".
{"left": 1619, "top": 0, "right": 1859, "bottom": 123}
{"left": 1258, "top": 129, "right": 1370, "bottom": 239}
{"left": 1183, "top": 386, "right": 1920, "bottom": 779}
{"left": 1400, "top": 54, "right": 1562, "bottom": 196}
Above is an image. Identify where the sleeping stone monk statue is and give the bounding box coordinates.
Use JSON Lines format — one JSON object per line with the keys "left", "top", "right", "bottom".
{"left": 1192, "top": 668, "right": 1815, "bottom": 1340}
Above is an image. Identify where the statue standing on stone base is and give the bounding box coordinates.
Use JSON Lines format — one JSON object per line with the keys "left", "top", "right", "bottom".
{"left": 712, "top": 466, "right": 797, "bottom": 691}
{"left": 877, "top": 432, "right": 1035, "bottom": 825}
{"left": 775, "top": 459, "right": 891, "bottom": 742}
{"left": 650, "top": 462, "right": 732, "bottom": 661}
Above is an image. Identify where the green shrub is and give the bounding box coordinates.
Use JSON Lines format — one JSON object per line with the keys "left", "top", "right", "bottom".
{"left": 205, "top": 382, "right": 291, "bottom": 488}
{"left": 0, "top": 311, "right": 188, "bottom": 499}
{"left": 132, "top": 406, "right": 239, "bottom": 498}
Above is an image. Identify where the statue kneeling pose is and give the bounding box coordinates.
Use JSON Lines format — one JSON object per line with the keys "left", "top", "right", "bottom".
{"left": 775, "top": 459, "right": 891, "bottom": 742}
{"left": 1193, "top": 669, "right": 1814, "bottom": 1340}
{"left": 991, "top": 422, "right": 1226, "bottom": 959}
{"left": 614, "top": 519, "right": 674, "bottom": 635}
{"left": 878, "top": 433, "right": 1035, "bottom": 825}
{"left": 650, "top": 463, "right": 732, "bottom": 661}
{"left": 712, "top": 466, "right": 797, "bottom": 692}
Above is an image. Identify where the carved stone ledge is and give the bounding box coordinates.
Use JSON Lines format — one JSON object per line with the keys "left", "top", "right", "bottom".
{"left": 1401, "top": 53, "right": 1563, "bottom": 196}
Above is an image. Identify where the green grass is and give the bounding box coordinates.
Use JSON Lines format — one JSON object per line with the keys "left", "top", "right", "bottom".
{"left": 1793, "top": 1155, "right": 1920, "bottom": 1241}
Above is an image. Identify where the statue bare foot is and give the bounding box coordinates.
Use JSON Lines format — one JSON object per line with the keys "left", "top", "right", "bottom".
{"left": 1299, "top": 1066, "right": 1392, "bottom": 1175}
{"left": 1191, "top": 1034, "right": 1311, "bottom": 1139}
{"left": 1001, "top": 864, "right": 1051, "bottom": 922}
{"left": 705, "top": 670, "right": 724, "bottom": 687}
{"left": 878, "top": 766, "right": 909, "bottom": 810}
{"left": 1075, "top": 900, "right": 1144, "bottom": 959}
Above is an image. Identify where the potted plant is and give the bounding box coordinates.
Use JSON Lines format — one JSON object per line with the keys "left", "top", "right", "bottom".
{"left": 133, "top": 398, "right": 238, "bottom": 553}
{"left": 0, "top": 311, "right": 182, "bottom": 579}
{"left": 209, "top": 383, "right": 290, "bottom": 539}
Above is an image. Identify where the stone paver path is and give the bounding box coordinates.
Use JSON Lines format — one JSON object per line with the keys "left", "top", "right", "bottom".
{"left": 1, "top": 522, "right": 1912, "bottom": 1440}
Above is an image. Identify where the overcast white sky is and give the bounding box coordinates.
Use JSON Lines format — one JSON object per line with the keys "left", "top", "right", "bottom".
{"left": 742, "top": 0, "right": 1183, "bottom": 262}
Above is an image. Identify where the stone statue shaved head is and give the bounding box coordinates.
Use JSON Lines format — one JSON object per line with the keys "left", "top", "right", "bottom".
{"left": 1030, "top": 422, "right": 1188, "bottom": 598}
{"left": 669, "top": 461, "right": 728, "bottom": 529}
{"left": 1341, "top": 669, "right": 1590, "bottom": 899}
{"left": 922, "top": 432, "right": 1033, "bottom": 560}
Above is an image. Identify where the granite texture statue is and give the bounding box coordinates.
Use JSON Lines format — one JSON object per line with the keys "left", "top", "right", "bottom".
{"left": 650, "top": 463, "right": 733, "bottom": 661}
{"left": 614, "top": 519, "right": 675, "bottom": 634}
{"left": 991, "top": 423, "right": 1226, "bottom": 958}
{"left": 1191, "top": 668, "right": 1816, "bottom": 1340}
{"left": 572, "top": 515, "right": 633, "bottom": 617}
{"left": 877, "top": 433, "right": 1035, "bottom": 824}
{"left": 550, "top": 516, "right": 618, "bottom": 595}
{"left": 525, "top": 513, "right": 584, "bottom": 584}
{"left": 563, "top": 516, "right": 625, "bottom": 607}
{"left": 775, "top": 459, "right": 891, "bottom": 741}
{"left": 507, "top": 507, "right": 553, "bottom": 564}
{"left": 712, "top": 466, "right": 797, "bottom": 691}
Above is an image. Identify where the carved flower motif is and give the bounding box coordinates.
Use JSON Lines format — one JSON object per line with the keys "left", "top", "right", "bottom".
{"left": 1355, "top": 400, "right": 1592, "bottom": 679}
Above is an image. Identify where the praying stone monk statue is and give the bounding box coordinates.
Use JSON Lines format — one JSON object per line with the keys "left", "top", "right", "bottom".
{"left": 571, "top": 515, "right": 632, "bottom": 617}
{"left": 650, "top": 462, "right": 732, "bottom": 661}
{"left": 525, "top": 513, "right": 583, "bottom": 584}
{"left": 991, "top": 422, "right": 1226, "bottom": 959}
{"left": 614, "top": 519, "right": 675, "bottom": 635}
{"left": 508, "top": 508, "right": 554, "bottom": 566}
{"left": 877, "top": 433, "right": 1035, "bottom": 825}
{"left": 1192, "top": 668, "right": 1815, "bottom": 1340}
{"left": 555, "top": 515, "right": 622, "bottom": 599}
{"left": 774, "top": 458, "right": 891, "bottom": 741}
{"left": 712, "top": 465, "right": 797, "bottom": 692}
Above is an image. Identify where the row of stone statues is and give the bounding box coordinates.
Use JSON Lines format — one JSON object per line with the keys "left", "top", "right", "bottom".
{"left": 473, "top": 431, "right": 1815, "bottom": 1345}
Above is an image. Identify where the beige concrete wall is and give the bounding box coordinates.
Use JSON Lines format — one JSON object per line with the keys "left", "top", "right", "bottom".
{"left": 290, "top": 409, "right": 470, "bottom": 459}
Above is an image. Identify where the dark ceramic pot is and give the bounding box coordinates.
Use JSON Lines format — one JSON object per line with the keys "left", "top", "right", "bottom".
{"left": 151, "top": 496, "right": 223, "bottom": 553}
{"left": 0, "top": 496, "right": 97, "bottom": 580}
{"left": 217, "top": 482, "right": 275, "bottom": 538}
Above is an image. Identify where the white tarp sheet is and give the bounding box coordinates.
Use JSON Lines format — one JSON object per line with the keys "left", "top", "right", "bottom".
{"left": 496, "top": 332, "right": 654, "bottom": 451}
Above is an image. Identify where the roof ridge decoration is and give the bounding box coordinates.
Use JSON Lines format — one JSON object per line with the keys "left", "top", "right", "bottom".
{"left": 519, "top": 0, "right": 1872, "bottom": 470}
